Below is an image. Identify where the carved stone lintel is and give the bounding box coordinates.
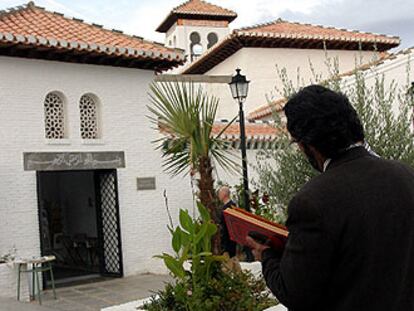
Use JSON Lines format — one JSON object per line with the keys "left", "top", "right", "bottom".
{"left": 23, "top": 151, "right": 126, "bottom": 171}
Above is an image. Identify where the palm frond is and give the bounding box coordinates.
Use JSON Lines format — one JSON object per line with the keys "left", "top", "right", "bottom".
{"left": 147, "top": 81, "right": 239, "bottom": 176}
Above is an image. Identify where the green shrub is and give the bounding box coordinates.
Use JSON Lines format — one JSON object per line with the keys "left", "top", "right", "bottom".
{"left": 254, "top": 56, "right": 414, "bottom": 223}
{"left": 144, "top": 202, "right": 276, "bottom": 311}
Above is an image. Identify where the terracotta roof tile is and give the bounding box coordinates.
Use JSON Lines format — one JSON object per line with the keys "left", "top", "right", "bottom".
{"left": 182, "top": 19, "right": 400, "bottom": 74}
{"left": 239, "top": 19, "right": 398, "bottom": 43}
{"left": 212, "top": 122, "right": 279, "bottom": 141}
{"left": 157, "top": 0, "right": 237, "bottom": 33}
{"left": 160, "top": 120, "right": 279, "bottom": 142}
{"left": 173, "top": 0, "right": 236, "bottom": 16}
{"left": 0, "top": 2, "right": 185, "bottom": 70}
{"left": 247, "top": 99, "right": 287, "bottom": 122}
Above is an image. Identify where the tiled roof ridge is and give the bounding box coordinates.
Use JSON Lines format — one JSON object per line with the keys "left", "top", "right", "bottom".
{"left": 215, "top": 119, "right": 276, "bottom": 125}
{"left": 182, "top": 19, "right": 400, "bottom": 74}
{"left": 0, "top": 2, "right": 31, "bottom": 18}
{"left": 331, "top": 46, "right": 414, "bottom": 80}
{"left": 211, "top": 120, "right": 279, "bottom": 143}
{"left": 172, "top": 0, "right": 237, "bottom": 16}
{"left": 2, "top": 1, "right": 182, "bottom": 53}
{"left": 247, "top": 98, "right": 287, "bottom": 121}
{"left": 236, "top": 17, "right": 400, "bottom": 41}
{"left": 236, "top": 17, "right": 285, "bottom": 31}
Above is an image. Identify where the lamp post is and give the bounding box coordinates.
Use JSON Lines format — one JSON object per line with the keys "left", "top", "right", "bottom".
{"left": 229, "top": 69, "right": 251, "bottom": 211}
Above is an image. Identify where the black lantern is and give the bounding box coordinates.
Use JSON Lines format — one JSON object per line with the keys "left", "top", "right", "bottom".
{"left": 229, "top": 68, "right": 250, "bottom": 101}
{"left": 229, "top": 69, "right": 251, "bottom": 211}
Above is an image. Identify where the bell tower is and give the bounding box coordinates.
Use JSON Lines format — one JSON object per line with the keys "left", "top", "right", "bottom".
{"left": 156, "top": 0, "right": 237, "bottom": 62}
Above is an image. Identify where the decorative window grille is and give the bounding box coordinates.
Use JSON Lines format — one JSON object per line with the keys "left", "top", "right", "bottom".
{"left": 80, "top": 94, "right": 99, "bottom": 139}
{"left": 44, "top": 93, "right": 65, "bottom": 139}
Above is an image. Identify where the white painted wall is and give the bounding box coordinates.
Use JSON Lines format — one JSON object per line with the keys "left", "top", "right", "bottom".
{"left": 203, "top": 48, "right": 379, "bottom": 119}
{"left": 165, "top": 23, "right": 230, "bottom": 60}
{"left": 0, "top": 56, "right": 197, "bottom": 298}
{"left": 214, "top": 149, "right": 263, "bottom": 190}
{"left": 341, "top": 49, "right": 414, "bottom": 115}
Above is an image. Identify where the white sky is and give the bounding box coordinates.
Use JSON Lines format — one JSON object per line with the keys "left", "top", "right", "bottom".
{"left": 0, "top": 0, "right": 413, "bottom": 48}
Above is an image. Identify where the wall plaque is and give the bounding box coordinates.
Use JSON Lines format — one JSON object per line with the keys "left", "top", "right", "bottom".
{"left": 23, "top": 151, "right": 126, "bottom": 171}
{"left": 137, "top": 177, "right": 156, "bottom": 190}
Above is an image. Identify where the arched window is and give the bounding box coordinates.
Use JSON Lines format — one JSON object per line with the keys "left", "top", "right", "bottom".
{"left": 79, "top": 94, "right": 99, "bottom": 139}
{"left": 207, "top": 32, "right": 218, "bottom": 49}
{"left": 190, "top": 31, "right": 203, "bottom": 61}
{"left": 44, "top": 92, "right": 65, "bottom": 139}
{"left": 173, "top": 35, "right": 177, "bottom": 47}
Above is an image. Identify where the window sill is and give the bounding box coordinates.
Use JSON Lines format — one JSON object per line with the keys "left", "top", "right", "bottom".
{"left": 45, "top": 139, "right": 71, "bottom": 145}
{"left": 81, "top": 139, "right": 105, "bottom": 145}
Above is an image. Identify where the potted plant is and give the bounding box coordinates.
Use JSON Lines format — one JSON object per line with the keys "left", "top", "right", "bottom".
{"left": 142, "top": 202, "right": 277, "bottom": 311}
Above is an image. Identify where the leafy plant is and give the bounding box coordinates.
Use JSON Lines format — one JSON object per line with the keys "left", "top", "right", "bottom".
{"left": 0, "top": 246, "right": 17, "bottom": 264}
{"left": 148, "top": 82, "right": 238, "bottom": 253}
{"left": 144, "top": 269, "right": 276, "bottom": 311}
{"left": 145, "top": 202, "right": 276, "bottom": 311}
{"left": 155, "top": 202, "right": 226, "bottom": 288}
{"left": 254, "top": 55, "right": 414, "bottom": 222}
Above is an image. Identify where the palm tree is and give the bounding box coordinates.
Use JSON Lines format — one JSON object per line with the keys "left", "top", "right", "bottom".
{"left": 148, "top": 81, "right": 237, "bottom": 254}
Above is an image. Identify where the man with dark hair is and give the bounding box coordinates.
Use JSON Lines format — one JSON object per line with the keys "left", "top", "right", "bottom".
{"left": 247, "top": 85, "right": 414, "bottom": 311}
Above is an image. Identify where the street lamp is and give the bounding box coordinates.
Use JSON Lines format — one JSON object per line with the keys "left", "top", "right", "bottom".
{"left": 229, "top": 69, "right": 251, "bottom": 211}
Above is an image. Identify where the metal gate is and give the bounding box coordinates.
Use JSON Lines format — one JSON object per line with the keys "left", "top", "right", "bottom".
{"left": 95, "top": 170, "right": 123, "bottom": 277}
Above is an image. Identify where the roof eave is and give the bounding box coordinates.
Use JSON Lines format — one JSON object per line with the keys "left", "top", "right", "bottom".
{"left": 183, "top": 32, "right": 400, "bottom": 74}
{"left": 0, "top": 32, "right": 185, "bottom": 71}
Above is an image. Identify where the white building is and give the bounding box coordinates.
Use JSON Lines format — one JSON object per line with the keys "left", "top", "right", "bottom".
{"left": 248, "top": 47, "right": 414, "bottom": 122}
{"left": 166, "top": 1, "right": 400, "bottom": 120}
{"left": 0, "top": 1, "right": 193, "bottom": 299}
{"left": 0, "top": 1, "right": 280, "bottom": 300}
{"left": 156, "top": 0, "right": 237, "bottom": 63}
{"left": 0, "top": 0, "right": 407, "bottom": 302}
{"left": 341, "top": 47, "right": 414, "bottom": 111}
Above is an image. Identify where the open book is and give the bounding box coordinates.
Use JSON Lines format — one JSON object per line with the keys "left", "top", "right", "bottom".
{"left": 223, "top": 207, "right": 289, "bottom": 249}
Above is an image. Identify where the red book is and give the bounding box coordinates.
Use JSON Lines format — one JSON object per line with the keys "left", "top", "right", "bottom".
{"left": 224, "top": 207, "right": 289, "bottom": 250}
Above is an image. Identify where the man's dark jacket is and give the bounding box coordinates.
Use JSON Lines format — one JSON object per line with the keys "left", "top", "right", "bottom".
{"left": 220, "top": 200, "right": 237, "bottom": 257}
{"left": 262, "top": 147, "right": 414, "bottom": 311}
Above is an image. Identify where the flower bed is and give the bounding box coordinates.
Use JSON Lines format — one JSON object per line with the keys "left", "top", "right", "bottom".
{"left": 104, "top": 202, "right": 286, "bottom": 311}
{"left": 101, "top": 262, "right": 287, "bottom": 311}
{"left": 102, "top": 298, "right": 287, "bottom": 311}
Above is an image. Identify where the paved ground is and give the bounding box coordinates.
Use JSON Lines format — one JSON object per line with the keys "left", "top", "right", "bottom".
{"left": 0, "top": 297, "right": 55, "bottom": 311}
{"left": 0, "top": 274, "right": 171, "bottom": 311}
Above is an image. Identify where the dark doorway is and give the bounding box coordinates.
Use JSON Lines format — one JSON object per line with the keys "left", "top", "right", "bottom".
{"left": 37, "top": 169, "right": 123, "bottom": 287}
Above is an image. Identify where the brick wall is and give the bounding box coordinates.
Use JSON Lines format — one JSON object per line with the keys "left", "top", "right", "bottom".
{"left": 177, "top": 19, "right": 229, "bottom": 27}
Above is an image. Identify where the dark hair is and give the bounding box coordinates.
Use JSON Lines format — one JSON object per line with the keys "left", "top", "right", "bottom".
{"left": 284, "top": 85, "right": 364, "bottom": 158}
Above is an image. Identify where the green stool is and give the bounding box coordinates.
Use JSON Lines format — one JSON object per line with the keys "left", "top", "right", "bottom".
{"left": 16, "top": 256, "right": 57, "bottom": 305}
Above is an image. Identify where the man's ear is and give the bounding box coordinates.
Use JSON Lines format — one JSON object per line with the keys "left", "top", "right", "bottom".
{"left": 308, "top": 145, "right": 327, "bottom": 169}
{"left": 297, "top": 142, "right": 305, "bottom": 152}
{"left": 300, "top": 142, "right": 327, "bottom": 172}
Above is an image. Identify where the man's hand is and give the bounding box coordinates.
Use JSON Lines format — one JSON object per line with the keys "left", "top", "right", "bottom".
{"left": 246, "top": 236, "right": 270, "bottom": 262}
